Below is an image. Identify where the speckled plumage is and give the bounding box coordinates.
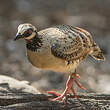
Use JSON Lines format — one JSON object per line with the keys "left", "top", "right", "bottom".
{"left": 15, "top": 24, "right": 105, "bottom": 73}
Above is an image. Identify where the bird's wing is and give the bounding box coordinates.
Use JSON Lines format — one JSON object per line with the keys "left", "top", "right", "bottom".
{"left": 51, "top": 25, "right": 92, "bottom": 61}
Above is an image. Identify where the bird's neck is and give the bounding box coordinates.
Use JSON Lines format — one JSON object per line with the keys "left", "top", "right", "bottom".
{"left": 26, "top": 32, "right": 43, "bottom": 52}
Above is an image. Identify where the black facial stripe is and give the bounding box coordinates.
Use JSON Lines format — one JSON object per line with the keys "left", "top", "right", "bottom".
{"left": 23, "top": 32, "right": 31, "bottom": 37}
{"left": 23, "top": 28, "right": 33, "bottom": 37}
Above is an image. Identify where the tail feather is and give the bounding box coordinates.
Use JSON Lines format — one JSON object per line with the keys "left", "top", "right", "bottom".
{"left": 90, "top": 42, "right": 105, "bottom": 61}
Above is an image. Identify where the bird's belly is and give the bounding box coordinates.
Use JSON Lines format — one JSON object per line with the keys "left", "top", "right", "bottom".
{"left": 26, "top": 49, "right": 69, "bottom": 73}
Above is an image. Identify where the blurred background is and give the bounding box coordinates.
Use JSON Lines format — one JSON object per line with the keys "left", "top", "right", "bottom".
{"left": 0, "top": 0, "right": 110, "bottom": 94}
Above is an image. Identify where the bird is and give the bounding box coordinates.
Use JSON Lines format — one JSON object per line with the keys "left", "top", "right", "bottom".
{"left": 14, "top": 23, "right": 105, "bottom": 101}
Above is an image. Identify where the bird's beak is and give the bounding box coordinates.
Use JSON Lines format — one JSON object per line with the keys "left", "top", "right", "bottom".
{"left": 14, "top": 33, "right": 22, "bottom": 41}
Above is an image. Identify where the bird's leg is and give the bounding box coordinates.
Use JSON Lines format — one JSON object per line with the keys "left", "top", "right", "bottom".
{"left": 71, "top": 73, "right": 86, "bottom": 91}
{"left": 71, "top": 85, "right": 77, "bottom": 98}
{"left": 74, "top": 79, "right": 86, "bottom": 90}
{"left": 48, "top": 72, "right": 86, "bottom": 101}
{"left": 47, "top": 75, "right": 73, "bottom": 101}
{"left": 70, "top": 73, "right": 86, "bottom": 98}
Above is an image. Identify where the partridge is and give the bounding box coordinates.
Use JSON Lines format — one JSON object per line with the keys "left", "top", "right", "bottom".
{"left": 14, "top": 23, "right": 105, "bottom": 101}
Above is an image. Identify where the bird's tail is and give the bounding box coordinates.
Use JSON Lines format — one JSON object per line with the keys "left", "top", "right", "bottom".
{"left": 90, "top": 42, "right": 105, "bottom": 61}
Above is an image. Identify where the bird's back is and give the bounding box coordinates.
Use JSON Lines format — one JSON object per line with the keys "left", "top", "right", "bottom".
{"left": 27, "top": 25, "right": 105, "bottom": 73}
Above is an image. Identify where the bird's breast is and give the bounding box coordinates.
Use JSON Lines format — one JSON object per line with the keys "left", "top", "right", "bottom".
{"left": 26, "top": 49, "right": 72, "bottom": 73}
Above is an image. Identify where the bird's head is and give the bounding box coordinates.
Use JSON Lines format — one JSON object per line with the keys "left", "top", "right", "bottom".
{"left": 14, "top": 23, "right": 37, "bottom": 41}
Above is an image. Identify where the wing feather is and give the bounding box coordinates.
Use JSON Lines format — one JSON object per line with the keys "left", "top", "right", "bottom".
{"left": 51, "top": 25, "right": 88, "bottom": 61}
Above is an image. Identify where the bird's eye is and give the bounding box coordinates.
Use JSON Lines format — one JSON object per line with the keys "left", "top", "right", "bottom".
{"left": 28, "top": 28, "right": 33, "bottom": 34}
{"left": 23, "top": 29, "right": 33, "bottom": 37}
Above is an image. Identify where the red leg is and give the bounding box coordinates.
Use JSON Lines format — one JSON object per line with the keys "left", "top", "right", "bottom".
{"left": 48, "top": 76, "right": 73, "bottom": 101}
{"left": 74, "top": 79, "right": 86, "bottom": 90}
{"left": 48, "top": 73, "right": 86, "bottom": 101}
{"left": 71, "top": 85, "right": 77, "bottom": 98}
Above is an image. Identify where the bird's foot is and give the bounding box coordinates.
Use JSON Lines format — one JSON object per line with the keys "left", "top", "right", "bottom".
{"left": 47, "top": 86, "right": 69, "bottom": 101}
{"left": 47, "top": 75, "right": 72, "bottom": 101}
{"left": 48, "top": 73, "right": 86, "bottom": 101}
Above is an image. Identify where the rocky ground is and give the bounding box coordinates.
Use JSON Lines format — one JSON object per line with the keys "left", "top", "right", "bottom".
{"left": 0, "top": 0, "right": 110, "bottom": 94}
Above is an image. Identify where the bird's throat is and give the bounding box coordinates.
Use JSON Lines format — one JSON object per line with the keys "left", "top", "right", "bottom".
{"left": 26, "top": 32, "right": 43, "bottom": 52}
